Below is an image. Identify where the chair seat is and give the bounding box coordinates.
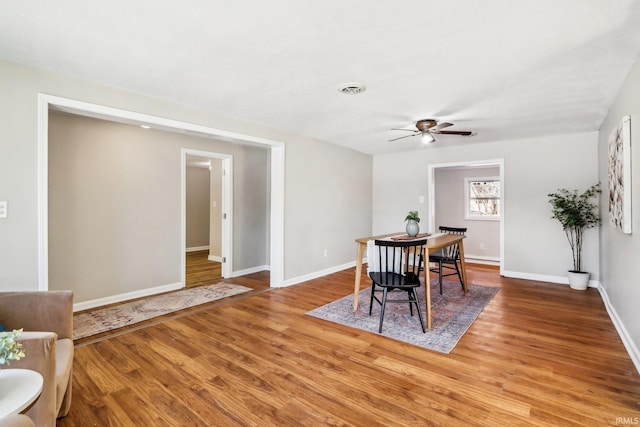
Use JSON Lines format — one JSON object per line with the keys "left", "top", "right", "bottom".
{"left": 428, "top": 254, "right": 457, "bottom": 263}
{"left": 368, "top": 272, "right": 421, "bottom": 289}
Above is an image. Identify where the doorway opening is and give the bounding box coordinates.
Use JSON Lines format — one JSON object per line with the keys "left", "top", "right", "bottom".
{"left": 427, "top": 159, "right": 504, "bottom": 275}
{"left": 183, "top": 150, "right": 232, "bottom": 287}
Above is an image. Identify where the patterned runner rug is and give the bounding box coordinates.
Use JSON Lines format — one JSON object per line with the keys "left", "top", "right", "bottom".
{"left": 307, "top": 281, "right": 498, "bottom": 354}
{"left": 74, "top": 282, "right": 252, "bottom": 340}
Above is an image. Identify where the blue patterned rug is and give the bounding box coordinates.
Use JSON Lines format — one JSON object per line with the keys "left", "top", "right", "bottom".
{"left": 307, "top": 281, "right": 498, "bottom": 354}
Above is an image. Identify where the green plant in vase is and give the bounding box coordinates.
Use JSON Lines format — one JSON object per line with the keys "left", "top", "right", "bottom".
{"left": 405, "top": 210, "right": 420, "bottom": 237}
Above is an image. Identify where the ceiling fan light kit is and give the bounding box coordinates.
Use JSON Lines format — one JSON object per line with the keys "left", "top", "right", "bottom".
{"left": 421, "top": 132, "right": 436, "bottom": 144}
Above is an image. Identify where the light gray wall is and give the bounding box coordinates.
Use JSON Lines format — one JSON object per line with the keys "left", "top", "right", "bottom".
{"left": 48, "top": 112, "right": 268, "bottom": 302}
{"left": 186, "top": 164, "right": 210, "bottom": 249}
{"left": 285, "top": 137, "right": 372, "bottom": 280}
{"left": 0, "top": 59, "right": 373, "bottom": 292}
{"left": 434, "top": 166, "right": 500, "bottom": 260}
{"left": 373, "top": 132, "right": 599, "bottom": 281}
{"left": 597, "top": 54, "right": 640, "bottom": 360}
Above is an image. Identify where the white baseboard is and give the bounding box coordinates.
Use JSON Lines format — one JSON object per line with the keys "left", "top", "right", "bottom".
{"left": 598, "top": 285, "right": 640, "bottom": 374}
{"left": 464, "top": 254, "right": 500, "bottom": 266}
{"left": 186, "top": 246, "right": 209, "bottom": 252}
{"left": 501, "top": 270, "right": 600, "bottom": 288}
{"left": 73, "top": 281, "right": 184, "bottom": 312}
{"left": 282, "top": 261, "right": 356, "bottom": 288}
{"left": 231, "top": 265, "right": 270, "bottom": 278}
{"left": 208, "top": 255, "right": 223, "bottom": 262}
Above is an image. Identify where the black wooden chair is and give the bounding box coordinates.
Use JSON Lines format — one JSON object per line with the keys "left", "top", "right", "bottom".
{"left": 368, "top": 239, "right": 427, "bottom": 333}
{"left": 429, "top": 226, "right": 467, "bottom": 294}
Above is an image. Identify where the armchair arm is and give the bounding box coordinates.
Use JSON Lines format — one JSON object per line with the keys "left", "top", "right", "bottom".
{"left": 0, "top": 291, "right": 73, "bottom": 339}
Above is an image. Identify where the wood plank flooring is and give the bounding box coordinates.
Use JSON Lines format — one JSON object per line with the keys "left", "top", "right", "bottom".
{"left": 186, "top": 250, "right": 222, "bottom": 287}
{"left": 61, "top": 264, "right": 640, "bottom": 426}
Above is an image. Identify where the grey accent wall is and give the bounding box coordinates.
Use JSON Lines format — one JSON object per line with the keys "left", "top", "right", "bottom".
{"left": 48, "top": 112, "right": 268, "bottom": 302}
{"left": 597, "top": 53, "right": 640, "bottom": 361}
{"left": 186, "top": 163, "right": 211, "bottom": 249}
{"left": 434, "top": 166, "right": 500, "bottom": 260}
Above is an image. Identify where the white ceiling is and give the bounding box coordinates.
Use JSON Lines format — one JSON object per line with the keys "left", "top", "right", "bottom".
{"left": 2, "top": 0, "right": 640, "bottom": 155}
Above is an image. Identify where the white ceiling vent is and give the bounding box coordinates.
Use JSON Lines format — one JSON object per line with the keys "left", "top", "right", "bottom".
{"left": 339, "top": 83, "right": 366, "bottom": 95}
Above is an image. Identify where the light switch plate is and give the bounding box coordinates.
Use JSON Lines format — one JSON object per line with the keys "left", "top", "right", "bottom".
{"left": 0, "top": 201, "right": 7, "bottom": 218}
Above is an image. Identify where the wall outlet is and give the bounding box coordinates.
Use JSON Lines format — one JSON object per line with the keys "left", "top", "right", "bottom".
{"left": 479, "top": 243, "right": 485, "bottom": 250}
{"left": 418, "top": 195, "right": 425, "bottom": 203}
{"left": 323, "top": 249, "right": 328, "bottom": 258}
{"left": 0, "top": 201, "right": 6, "bottom": 219}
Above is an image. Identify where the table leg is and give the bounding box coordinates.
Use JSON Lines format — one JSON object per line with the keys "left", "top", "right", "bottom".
{"left": 458, "top": 239, "right": 468, "bottom": 293}
{"left": 353, "top": 242, "right": 365, "bottom": 311}
{"left": 423, "top": 248, "right": 432, "bottom": 329}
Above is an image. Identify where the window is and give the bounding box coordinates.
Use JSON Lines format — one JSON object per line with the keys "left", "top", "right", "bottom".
{"left": 465, "top": 177, "right": 500, "bottom": 220}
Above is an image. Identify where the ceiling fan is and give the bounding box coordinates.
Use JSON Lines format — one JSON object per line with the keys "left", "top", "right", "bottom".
{"left": 389, "top": 119, "right": 475, "bottom": 144}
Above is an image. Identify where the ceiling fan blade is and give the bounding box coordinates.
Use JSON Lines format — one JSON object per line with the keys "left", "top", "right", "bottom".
{"left": 390, "top": 128, "right": 419, "bottom": 132}
{"left": 434, "top": 130, "right": 475, "bottom": 136}
{"left": 433, "top": 122, "right": 454, "bottom": 131}
{"left": 389, "top": 133, "right": 419, "bottom": 142}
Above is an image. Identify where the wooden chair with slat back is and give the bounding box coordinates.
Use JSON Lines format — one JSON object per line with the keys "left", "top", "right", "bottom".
{"left": 429, "top": 226, "right": 467, "bottom": 294}
{"left": 368, "top": 239, "right": 427, "bottom": 333}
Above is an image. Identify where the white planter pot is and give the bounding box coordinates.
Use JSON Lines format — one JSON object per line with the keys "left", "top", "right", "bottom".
{"left": 568, "top": 271, "right": 589, "bottom": 290}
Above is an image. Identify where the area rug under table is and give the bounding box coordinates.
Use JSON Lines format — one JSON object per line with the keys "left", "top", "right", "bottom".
{"left": 73, "top": 282, "right": 253, "bottom": 340}
{"left": 307, "top": 281, "right": 498, "bottom": 354}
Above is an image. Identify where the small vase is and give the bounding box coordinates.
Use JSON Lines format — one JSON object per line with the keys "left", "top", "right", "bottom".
{"left": 406, "top": 219, "right": 419, "bottom": 237}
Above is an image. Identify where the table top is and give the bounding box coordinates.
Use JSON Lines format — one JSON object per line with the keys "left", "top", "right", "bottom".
{"left": 356, "top": 232, "right": 465, "bottom": 247}
{"left": 0, "top": 368, "right": 43, "bottom": 418}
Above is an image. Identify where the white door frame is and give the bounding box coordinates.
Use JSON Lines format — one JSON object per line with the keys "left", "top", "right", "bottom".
{"left": 427, "top": 159, "right": 505, "bottom": 275}
{"left": 37, "top": 94, "right": 285, "bottom": 290}
{"left": 182, "top": 149, "right": 232, "bottom": 280}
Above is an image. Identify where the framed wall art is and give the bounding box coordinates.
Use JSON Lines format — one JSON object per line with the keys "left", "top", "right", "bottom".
{"left": 608, "top": 115, "right": 632, "bottom": 234}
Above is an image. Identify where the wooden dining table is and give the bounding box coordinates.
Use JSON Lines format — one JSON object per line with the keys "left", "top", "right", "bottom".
{"left": 353, "top": 232, "right": 468, "bottom": 329}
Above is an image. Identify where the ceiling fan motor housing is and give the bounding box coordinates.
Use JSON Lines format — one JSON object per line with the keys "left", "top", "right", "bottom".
{"left": 415, "top": 119, "right": 438, "bottom": 132}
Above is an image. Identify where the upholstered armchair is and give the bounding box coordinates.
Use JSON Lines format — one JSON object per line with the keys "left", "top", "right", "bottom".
{"left": 0, "top": 291, "right": 74, "bottom": 427}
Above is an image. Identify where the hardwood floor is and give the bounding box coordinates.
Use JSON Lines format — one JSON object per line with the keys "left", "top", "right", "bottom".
{"left": 186, "top": 250, "right": 222, "bottom": 287}
{"left": 61, "top": 264, "right": 640, "bottom": 426}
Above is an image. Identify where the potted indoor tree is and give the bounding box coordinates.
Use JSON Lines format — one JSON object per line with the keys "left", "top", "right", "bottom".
{"left": 405, "top": 210, "right": 420, "bottom": 237}
{"left": 548, "top": 183, "right": 601, "bottom": 290}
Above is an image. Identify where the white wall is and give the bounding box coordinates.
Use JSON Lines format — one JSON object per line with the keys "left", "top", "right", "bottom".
{"left": 0, "top": 60, "right": 372, "bottom": 291}
{"left": 434, "top": 166, "right": 500, "bottom": 261}
{"left": 373, "top": 132, "right": 599, "bottom": 282}
{"left": 597, "top": 53, "right": 640, "bottom": 368}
